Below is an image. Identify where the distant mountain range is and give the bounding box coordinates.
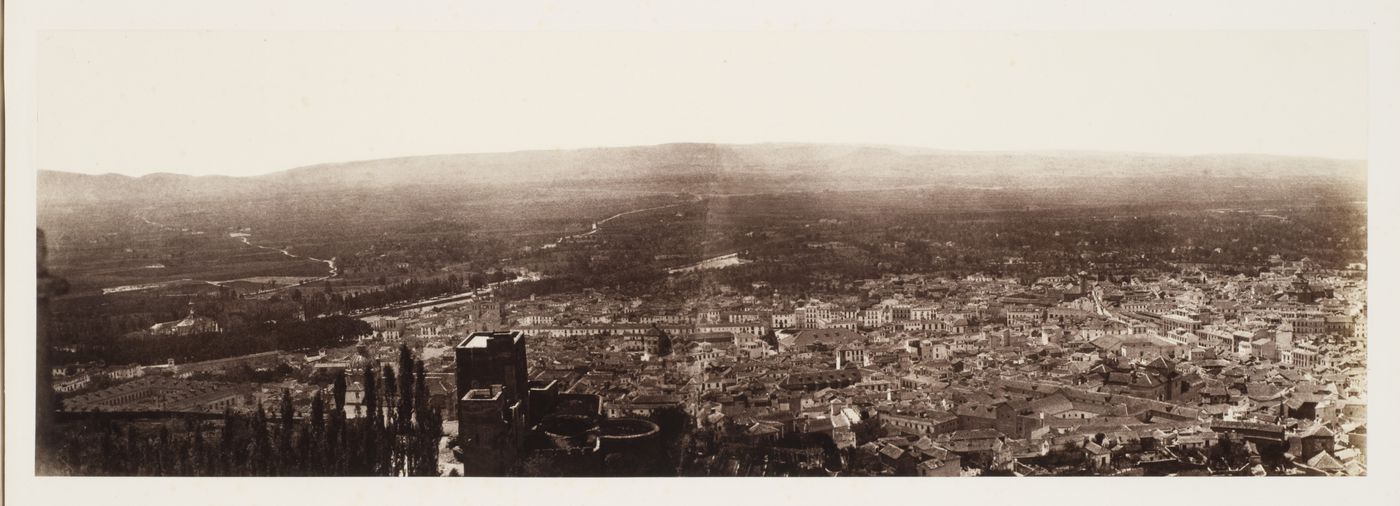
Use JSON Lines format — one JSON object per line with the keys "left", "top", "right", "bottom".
{"left": 38, "top": 143, "right": 1367, "bottom": 206}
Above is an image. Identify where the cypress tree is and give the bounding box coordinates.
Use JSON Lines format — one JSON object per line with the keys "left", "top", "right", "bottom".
{"left": 311, "top": 390, "right": 326, "bottom": 437}
{"left": 327, "top": 407, "right": 345, "bottom": 475}
{"left": 383, "top": 365, "right": 398, "bottom": 428}
{"left": 398, "top": 345, "right": 416, "bottom": 430}
{"left": 192, "top": 421, "right": 207, "bottom": 477}
{"left": 157, "top": 425, "right": 173, "bottom": 475}
{"left": 252, "top": 403, "right": 270, "bottom": 476}
{"left": 220, "top": 409, "right": 237, "bottom": 476}
{"left": 332, "top": 370, "right": 347, "bottom": 412}
{"left": 280, "top": 389, "right": 295, "bottom": 427}
{"left": 413, "top": 359, "right": 430, "bottom": 418}
{"left": 361, "top": 364, "right": 378, "bottom": 476}
{"left": 382, "top": 363, "right": 402, "bottom": 475}
{"left": 395, "top": 345, "right": 416, "bottom": 475}
{"left": 413, "top": 358, "right": 439, "bottom": 476}
{"left": 376, "top": 399, "right": 390, "bottom": 475}
{"left": 363, "top": 365, "right": 378, "bottom": 422}
{"left": 308, "top": 390, "right": 326, "bottom": 475}
{"left": 279, "top": 389, "right": 295, "bottom": 474}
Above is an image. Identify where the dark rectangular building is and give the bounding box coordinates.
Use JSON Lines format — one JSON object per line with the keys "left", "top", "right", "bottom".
{"left": 455, "top": 330, "right": 529, "bottom": 413}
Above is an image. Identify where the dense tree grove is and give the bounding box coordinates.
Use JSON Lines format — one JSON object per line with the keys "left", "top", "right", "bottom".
{"left": 46, "top": 346, "right": 443, "bottom": 476}
{"left": 52, "top": 273, "right": 504, "bottom": 350}
{"left": 500, "top": 200, "right": 1366, "bottom": 302}
{"left": 53, "top": 316, "right": 372, "bottom": 366}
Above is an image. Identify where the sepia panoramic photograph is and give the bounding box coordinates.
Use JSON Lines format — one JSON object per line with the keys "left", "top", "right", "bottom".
{"left": 5, "top": 2, "right": 1399, "bottom": 505}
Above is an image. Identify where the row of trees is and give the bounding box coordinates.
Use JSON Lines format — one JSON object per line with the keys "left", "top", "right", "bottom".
{"left": 46, "top": 346, "right": 443, "bottom": 476}
{"left": 321, "top": 277, "right": 466, "bottom": 313}
{"left": 53, "top": 315, "right": 372, "bottom": 366}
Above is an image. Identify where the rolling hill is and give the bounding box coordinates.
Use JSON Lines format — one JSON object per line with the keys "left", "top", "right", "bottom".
{"left": 38, "top": 143, "right": 1367, "bottom": 206}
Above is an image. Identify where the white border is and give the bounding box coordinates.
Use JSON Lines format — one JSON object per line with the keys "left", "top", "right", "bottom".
{"left": 6, "top": 2, "right": 1400, "bottom": 505}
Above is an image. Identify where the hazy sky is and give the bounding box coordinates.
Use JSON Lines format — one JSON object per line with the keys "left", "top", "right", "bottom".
{"left": 39, "top": 31, "right": 1367, "bottom": 177}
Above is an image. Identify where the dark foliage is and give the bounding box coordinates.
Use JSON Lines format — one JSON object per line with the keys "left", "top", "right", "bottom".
{"left": 44, "top": 350, "right": 445, "bottom": 477}
{"left": 54, "top": 316, "right": 371, "bottom": 366}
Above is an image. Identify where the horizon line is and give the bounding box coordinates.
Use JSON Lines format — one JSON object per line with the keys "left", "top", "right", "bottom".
{"left": 42, "top": 141, "right": 1369, "bottom": 179}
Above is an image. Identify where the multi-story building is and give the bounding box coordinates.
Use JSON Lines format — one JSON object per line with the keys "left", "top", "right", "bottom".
{"left": 1006, "top": 306, "right": 1044, "bottom": 328}
{"left": 835, "top": 345, "right": 871, "bottom": 369}
{"left": 860, "top": 309, "right": 887, "bottom": 328}
{"left": 1289, "top": 346, "right": 1319, "bottom": 370}
{"left": 1161, "top": 309, "right": 1203, "bottom": 333}
{"left": 1287, "top": 315, "right": 1326, "bottom": 336}
{"left": 516, "top": 314, "right": 555, "bottom": 327}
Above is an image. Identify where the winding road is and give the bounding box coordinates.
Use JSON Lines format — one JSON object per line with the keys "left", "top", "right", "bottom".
{"left": 231, "top": 234, "right": 339, "bottom": 295}
{"left": 120, "top": 195, "right": 698, "bottom": 299}
{"left": 543, "top": 197, "right": 702, "bottom": 249}
{"left": 112, "top": 214, "right": 339, "bottom": 296}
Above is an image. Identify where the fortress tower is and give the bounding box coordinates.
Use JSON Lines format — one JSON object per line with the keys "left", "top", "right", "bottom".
{"left": 455, "top": 330, "right": 529, "bottom": 475}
